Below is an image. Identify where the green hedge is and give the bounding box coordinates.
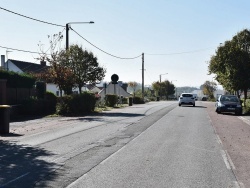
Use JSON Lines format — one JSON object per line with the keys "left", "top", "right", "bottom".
{"left": 0, "top": 70, "right": 35, "bottom": 88}
{"left": 20, "top": 92, "right": 57, "bottom": 116}
{"left": 56, "top": 92, "right": 96, "bottom": 116}
{"left": 105, "top": 94, "right": 118, "bottom": 107}
{"left": 133, "top": 96, "right": 145, "bottom": 104}
{"left": 242, "top": 99, "right": 250, "bottom": 114}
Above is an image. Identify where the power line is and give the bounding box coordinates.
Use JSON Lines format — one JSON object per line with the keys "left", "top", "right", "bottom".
{"left": 71, "top": 28, "right": 142, "bottom": 60}
{"left": 0, "top": 45, "right": 50, "bottom": 55}
{"left": 0, "top": 6, "right": 64, "bottom": 27}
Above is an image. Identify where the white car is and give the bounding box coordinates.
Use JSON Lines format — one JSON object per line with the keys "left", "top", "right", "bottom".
{"left": 179, "top": 93, "right": 195, "bottom": 107}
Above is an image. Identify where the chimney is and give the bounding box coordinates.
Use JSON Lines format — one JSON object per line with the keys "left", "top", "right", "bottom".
{"left": 1, "top": 55, "right": 5, "bottom": 69}
{"left": 40, "top": 61, "right": 46, "bottom": 66}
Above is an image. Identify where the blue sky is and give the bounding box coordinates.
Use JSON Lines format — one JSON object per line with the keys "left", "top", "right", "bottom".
{"left": 1, "top": 0, "right": 250, "bottom": 88}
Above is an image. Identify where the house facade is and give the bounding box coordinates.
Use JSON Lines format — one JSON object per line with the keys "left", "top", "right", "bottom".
{"left": 99, "top": 82, "right": 132, "bottom": 99}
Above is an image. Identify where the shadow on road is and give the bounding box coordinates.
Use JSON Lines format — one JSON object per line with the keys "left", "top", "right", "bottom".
{"left": 59, "top": 112, "right": 145, "bottom": 122}
{"left": 0, "top": 140, "right": 58, "bottom": 187}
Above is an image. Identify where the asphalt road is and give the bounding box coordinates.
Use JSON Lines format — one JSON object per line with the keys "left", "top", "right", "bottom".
{"left": 0, "top": 101, "right": 245, "bottom": 187}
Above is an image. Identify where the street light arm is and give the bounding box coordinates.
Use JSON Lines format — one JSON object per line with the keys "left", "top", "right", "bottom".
{"left": 66, "top": 21, "right": 94, "bottom": 50}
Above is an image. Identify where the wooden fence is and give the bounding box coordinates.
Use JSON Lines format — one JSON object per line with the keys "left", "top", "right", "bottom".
{"left": 7, "top": 88, "right": 36, "bottom": 105}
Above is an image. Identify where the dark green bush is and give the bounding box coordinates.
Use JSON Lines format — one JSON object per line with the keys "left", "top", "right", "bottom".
{"left": 122, "top": 97, "right": 128, "bottom": 104}
{"left": 0, "top": 70, "right": 35, "bottom": 88}
{"left": 105, "top": 94, "right": 118, "bottom": 107}
{"left": 133, "top": 96, "right": 145, "bottom": 104}
{"left": 45, "top": 92, "right": 57, "bottom": 114}
{"left": 20, "top": 92, "right": 57, "bottom": 116}
{"left": 36, "top": 81, "right": 46, "bottom": 99}
{"left": 20, "top": 98, "right": 46, "bottom": 116}
{"left": 243, "top": 99, "right": 250, "bottom": 114}
{"left": 56, "top": 92, "right": 96, "bottom": 116}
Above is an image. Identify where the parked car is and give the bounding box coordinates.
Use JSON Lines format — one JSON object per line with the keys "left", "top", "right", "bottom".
{"left": 215, "top": 95, "right": 242, "bottom": 115}
{"left": 178, "top": 93, "right": 195, "bottom": 107}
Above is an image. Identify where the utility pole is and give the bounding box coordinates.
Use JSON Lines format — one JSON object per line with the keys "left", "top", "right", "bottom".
{"left": 142, "top": 53, "right": 144, "bottom": 99}
{"left": 66, "top": 24, "right": 69, "bottom": 50}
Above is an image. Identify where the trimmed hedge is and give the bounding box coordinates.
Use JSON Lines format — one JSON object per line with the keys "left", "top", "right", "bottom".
{"left": 133, "top": 96, "right": 145, "bottom": 104}
{"left": 56, "top": 92, "right": 96, "bottom": 116}
{"left": 0, "top": 70, "right": 35, "bottom": 88}
{"left": 20, "top": 92, "right": 58, "bottom": 116}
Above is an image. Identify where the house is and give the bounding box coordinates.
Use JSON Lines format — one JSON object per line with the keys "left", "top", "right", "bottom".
{"left": 0, "top": 56, "right": 86, "bottom": 96}
{"left": 99, "top": 82, "right": 131, "bottom": 99}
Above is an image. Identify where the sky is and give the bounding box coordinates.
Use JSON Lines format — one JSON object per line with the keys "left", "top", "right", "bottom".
{"left": 1, "top": 0, "right": 250, "bottom": 88}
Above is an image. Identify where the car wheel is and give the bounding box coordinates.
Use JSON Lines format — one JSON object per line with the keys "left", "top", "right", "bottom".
{"left": 193, "top": 103, "right": 195, "bottom": 107}
{"left": 179, "top": 104, "right": 181, "bottom": 106}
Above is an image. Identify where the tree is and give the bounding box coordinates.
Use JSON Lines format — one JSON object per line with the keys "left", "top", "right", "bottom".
{"left": 64, "top": 45, "right": 106, "bottom": 93}
{"left": 42, "top": 52, "right": 75, "bottom": 96}
{"left": 202, "top": 81, "right": 217, "bottom": 99}
{"left": 36, "top": 32, "right": 75, "bottom": 96}
{"left": 152, "top": 81, "right": 160, "bottom": 96}
{"left": 152, "top": 80, "right": 175, "bottom": 99}
{"left": 128, "top": 81, "right": 138, "bottom": 97}
{"left": 208, "top": 29, "right": 250, "bottom": 101}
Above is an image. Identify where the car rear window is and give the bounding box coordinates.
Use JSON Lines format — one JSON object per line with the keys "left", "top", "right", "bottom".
{"left": 182, "top": 94, "right": 193, "bottom": 97}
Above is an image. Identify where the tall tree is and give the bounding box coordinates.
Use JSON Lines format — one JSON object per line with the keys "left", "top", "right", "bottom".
{"left": 152, "top": 80, "right": 175, "bottom": 99}
{"left": 42, "top": 52, "right": 75, "bottom": 96}
{"left": 208, "top": 29, "right": 250, "bottom": 101}
{"left": 64, "top": 45, "right": 106, "bottom": 93}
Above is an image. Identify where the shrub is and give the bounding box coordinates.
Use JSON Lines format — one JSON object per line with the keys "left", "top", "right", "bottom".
{"left": 105, "top": 94, "right": 118, "bottom": 107}
{"left": 133, "top": 96, "right": 145, "bottom": 104}
{"left": 56, "top": 92, "right": 96, "bottom": 116}
{"left": 45, "top": 92, "right": 57, "bottom": 114}
{"left": 122, "top": 97, "right": 128, "bottom": 104}
{"left": 0, "top": 70, "right": 35, "bottom": 88}
{"left": 20, "top": 92, "right": 58, "bottom": 116}
{"left": 243, "top": 99, "right": 250, "bottom": 114}
{"left": 36, "top": 81, "right": 46, "bottom": 99}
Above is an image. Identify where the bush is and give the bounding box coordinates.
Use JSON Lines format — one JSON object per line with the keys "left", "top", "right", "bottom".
{"left": 45, "top": 92, "right": 57, "bottom": 114}
{"left": 243, "top": 99, "right": 250, "bottom": 114}
{"left": 105, "top": 94, "right": 118, "bottom": 107}
{"left": 56, "top": 92, "right": 96, "bottom": 116}
{"left": 0, "top": 70, "right": 35, "bottom": 88}
{"left": 19, "top": 92, "right": 58, "bottom": 116}
{"left": 36, "top": 81, "right": 46, "bottom": 99}
{"left": 122, "top": 97, "right": 128, "bottom": 104}
{"left": 133, "top": 96, "right": 145, "bottom": 104}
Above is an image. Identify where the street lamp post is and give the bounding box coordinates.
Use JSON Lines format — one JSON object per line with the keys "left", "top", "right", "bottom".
{"left": 66, "top": 21, "right": 94, "bottom": 50}
{"left": 159, "top": 73, "right": 168, "bottom": 83}
{"left": 159, "top": 73, "right": 168, "bottom": 99}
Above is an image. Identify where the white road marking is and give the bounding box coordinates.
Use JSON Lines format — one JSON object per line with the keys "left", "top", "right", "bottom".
{"left": 0, "top": 172, "right": 30, "bottom": 187}
{"left": 238, "top": 117, "right": 250, "bottom": 126}
{"left": 225, "top": 150, "right": 235, "bottom": 170}
{"left": 221, "top": 150, "right": 231, "bottom": 169}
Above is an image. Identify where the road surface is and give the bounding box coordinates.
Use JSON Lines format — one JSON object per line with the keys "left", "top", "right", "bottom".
{"left": 0, "top": 101, "right": 246, "bottom": 187}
